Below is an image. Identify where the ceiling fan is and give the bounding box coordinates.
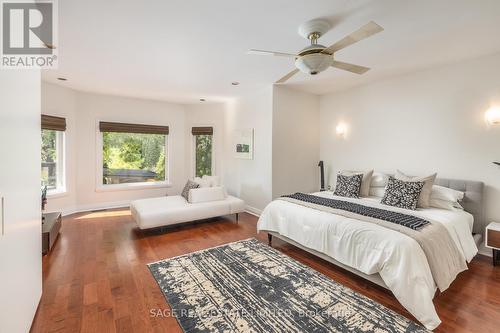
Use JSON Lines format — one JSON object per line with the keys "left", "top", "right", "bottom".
{"left": 248, "top": 19, "right": 383, "bottom": 83}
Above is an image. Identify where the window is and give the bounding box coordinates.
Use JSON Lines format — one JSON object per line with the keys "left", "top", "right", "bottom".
{"left": 41, "top": 115, "right": 66, "bottom": 194}
{"left": 192, "top": 127, "right": 213, "bottom": 177}
{"left": 99, "top": 122, "right": 169, "bottom": 186}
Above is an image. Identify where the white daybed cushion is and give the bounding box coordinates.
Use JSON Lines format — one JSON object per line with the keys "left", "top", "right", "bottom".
{"left": 131, "top": 195, "right": 245, "bottom": 229}
{"left": 189, "top": 186, "right": 227, "bottom": 203}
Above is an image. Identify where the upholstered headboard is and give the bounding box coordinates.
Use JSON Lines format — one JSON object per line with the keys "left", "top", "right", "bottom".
{"left": 434, "top": 178, "right": 484, "bottom": 234}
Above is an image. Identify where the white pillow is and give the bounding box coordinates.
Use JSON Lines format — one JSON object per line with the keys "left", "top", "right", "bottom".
{"left": 188, "top": 186, "right": 227, "bottom": 203}
{"left": 430, "top": 185, "right": 464, "bottom": 202}
{"left": 202, "top": 175, "right": 221, "bottom": 187}
{"left": 368, "top": 187, "right": 386, "bottom": 198}
{"left": 193, "top": 177, "right": 211, "bottom": 188}
{"left": 428, "top": 185, "right": 464, "bottom": 210}
{"left": 429, "top": 198, "right": 464, "bottom": 210}
{"left": 370, "top": 173, "right": 389, "bottom": 187}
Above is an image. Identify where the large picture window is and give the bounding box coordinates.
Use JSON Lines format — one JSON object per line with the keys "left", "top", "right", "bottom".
{"left": 41, "top": 115, "right": 66, "bottom": 194}
{"left": 192, "top": 127, "right": 213, "bottom": 177}
{"left": 99, "top": 122, "right": 168, "bottom": 186}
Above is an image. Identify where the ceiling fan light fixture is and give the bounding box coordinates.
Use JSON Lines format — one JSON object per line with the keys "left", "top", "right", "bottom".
{"left": 295, "top": 53, "right": 332, "bottom": 75}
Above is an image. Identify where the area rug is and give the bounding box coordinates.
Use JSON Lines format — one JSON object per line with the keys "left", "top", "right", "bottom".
{"left": 148, "top": 238, "right": 429, "bottom": 333}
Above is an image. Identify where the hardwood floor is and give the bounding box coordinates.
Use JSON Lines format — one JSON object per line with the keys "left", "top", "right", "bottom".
{"left": 31, "top": 209, "right": 500, "bottom": 333}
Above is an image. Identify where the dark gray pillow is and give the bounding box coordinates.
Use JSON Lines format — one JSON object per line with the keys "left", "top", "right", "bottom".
{"left": 334, "top": 174, "right": 363, "bottom": 198}
{"left": 381, "top": 176, "right": 424, "bottom": 210}
{"left": 181, "top": 180, "right": 199, "bottom": 201}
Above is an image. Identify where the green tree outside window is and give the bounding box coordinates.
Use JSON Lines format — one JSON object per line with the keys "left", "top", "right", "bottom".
{"left": 195, "top": 135, "right": 212, "bottom": 177}
{"left": 102, "top": 132, "right": 166, "bottom": 184}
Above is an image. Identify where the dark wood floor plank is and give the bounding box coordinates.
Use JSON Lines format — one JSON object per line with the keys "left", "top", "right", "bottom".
{"left": 30, "top": 209, "right": 500, "bottom": 333}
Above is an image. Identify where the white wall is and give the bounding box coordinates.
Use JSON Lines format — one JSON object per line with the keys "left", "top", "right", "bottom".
{"left": 223, "top": 87, "right": 273, "bottom": 213}
{"left": 320, "top": 52, "right": 500, "bottom": 233}
{"left": 272, "top": 86, "right": 320, "bottom": 198}
{"left": 0, "top": 71, "right": 42, "bottom": 333}
{"left": 42, "top": 84, "right": 231, "bottom": 214}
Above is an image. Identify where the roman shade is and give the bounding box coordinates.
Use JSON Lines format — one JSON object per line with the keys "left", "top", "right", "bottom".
{"left": 41, "top": 114, "right": 66, "bottom": 131}
{"left": 191, "top": 126, "right": 213, "bottom": 135}
{"left": 99, "top": 122, "right": 169, "bottom": 135}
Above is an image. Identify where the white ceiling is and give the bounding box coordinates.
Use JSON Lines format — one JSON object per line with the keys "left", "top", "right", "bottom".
{"left": 42, "top": 0, "right": 500, "bottom": 104}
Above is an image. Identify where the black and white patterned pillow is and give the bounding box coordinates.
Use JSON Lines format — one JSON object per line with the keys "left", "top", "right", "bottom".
{"left": 381, "top": 176, "right": 424, "bottom": 210}
{"left": 181, "top": 180, "right": 200, "bottom": 201}
{"left": 334, "top": 174, "right": 363, "bottom": 198}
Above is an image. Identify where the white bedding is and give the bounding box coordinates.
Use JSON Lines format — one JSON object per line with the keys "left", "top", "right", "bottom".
{"left": 257, "top": 191, "right": 478, "bottom": 330}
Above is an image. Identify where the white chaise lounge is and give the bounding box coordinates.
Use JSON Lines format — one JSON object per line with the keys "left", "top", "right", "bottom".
{"left": 130, "top": 184, "right": 245, "bottom": 230}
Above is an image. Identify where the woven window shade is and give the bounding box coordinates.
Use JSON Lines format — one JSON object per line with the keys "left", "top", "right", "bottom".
{"left": 99, "top": 122, "right": 169, "bottom": 135}
{"left": 41, "top": 114, "right": 66, "bottom": 131}
{"left": 191, "top": 126, "right": 213, "bottom": 135}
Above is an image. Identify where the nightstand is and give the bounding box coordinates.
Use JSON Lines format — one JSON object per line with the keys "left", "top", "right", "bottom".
{"left": 485, "top": 222, "right": 500, "bottom": 266}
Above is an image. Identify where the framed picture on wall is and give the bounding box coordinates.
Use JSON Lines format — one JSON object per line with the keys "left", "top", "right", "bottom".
{"left": 234, "top": 128, "right": 254, "bottom": 159}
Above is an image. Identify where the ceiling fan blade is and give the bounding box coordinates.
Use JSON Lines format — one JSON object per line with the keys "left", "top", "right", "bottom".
{"left": 248, "top": 49, "right": 297, "bottom": 57}
{"left": 323, "top": 21, "right": 383, "bottom": 54}
{"left": 331, "top": 60, "right": 370, "bottom": 74}
{"left": 276, "top": 69, "right": 299, "bottom": 83}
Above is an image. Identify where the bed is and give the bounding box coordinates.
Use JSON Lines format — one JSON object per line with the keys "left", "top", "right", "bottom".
{"left": 257, "top": 178, "right": 483, "bottom": 330}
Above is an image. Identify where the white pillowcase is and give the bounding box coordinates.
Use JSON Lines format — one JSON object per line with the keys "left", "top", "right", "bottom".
{"left": 429, "top": 198, "right": 464, "bottom": 210}
{"left": 188, "top": 186, "right": 227, "bottom": 203}
{"left": 431, "top": 185, "right": 465, "bottom": 202}
{"left": 368, "top": 187, "right": 386, "bottom": 198}
{"left": 430, "top": 185, "right": 464, "bottom": 202}
{"left": 370, "top": 172, "right": 389, "bottom": 187}
{"left": 429, "top": 185, "right": 464, "bottom": 210}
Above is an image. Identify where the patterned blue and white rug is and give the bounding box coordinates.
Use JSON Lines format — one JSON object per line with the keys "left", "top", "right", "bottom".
{"left": 148, "top": 238, "right": 428, "bottom": 333}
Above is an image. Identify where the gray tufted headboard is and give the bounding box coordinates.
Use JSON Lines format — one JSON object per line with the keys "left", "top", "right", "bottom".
{"left": 434, "top": 178, "right": 484, "bottom": 234}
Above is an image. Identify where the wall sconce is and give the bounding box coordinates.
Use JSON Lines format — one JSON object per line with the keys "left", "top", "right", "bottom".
{"left": 336, "top": 123, "right": 347, "bottom": 138}
{"left": 485, "top": 106, "right": 500, "bottom": 125}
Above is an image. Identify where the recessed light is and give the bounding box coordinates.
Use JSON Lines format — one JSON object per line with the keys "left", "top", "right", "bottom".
{"left": 57, "top": 77, "right": 67, "bottom": 81}
{"left": 199, "top": 98, "right": 206, "bottom": 102}
{"left": 231, "top": 82, "right": 240, "bottom": 86}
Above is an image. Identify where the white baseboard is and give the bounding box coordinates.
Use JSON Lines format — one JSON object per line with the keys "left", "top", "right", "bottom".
{"left": 244, "top": 205, "right": 262, "bottom": 217}
{"left": 60, "top": 200, "right": 131, "bottom": 217}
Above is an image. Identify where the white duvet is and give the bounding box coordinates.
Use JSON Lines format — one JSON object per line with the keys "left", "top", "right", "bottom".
{"left": 257, "top": 191, "right": 478, "bottom": 330}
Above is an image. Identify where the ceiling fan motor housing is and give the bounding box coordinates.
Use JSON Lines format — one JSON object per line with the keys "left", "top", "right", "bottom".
{"left": 295, "top": 53, "right": 332, "bottom": 75}
{"left": 298, "top": 19, "right": 331, "bottom": 40}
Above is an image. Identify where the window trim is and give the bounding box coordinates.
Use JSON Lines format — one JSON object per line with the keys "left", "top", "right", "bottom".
{"left": 43, "top": 129, "right": 67, "bottom": 197}
{"left": 191, "top": 124, "right": 216, "bottom": 178}
{"left": 95, "top": 119, "right": 171, "bottom": 192}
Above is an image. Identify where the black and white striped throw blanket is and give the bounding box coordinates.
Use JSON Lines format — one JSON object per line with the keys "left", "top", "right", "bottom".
{"left": 282, "top": 192, "right": 430, "bottom": 230}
